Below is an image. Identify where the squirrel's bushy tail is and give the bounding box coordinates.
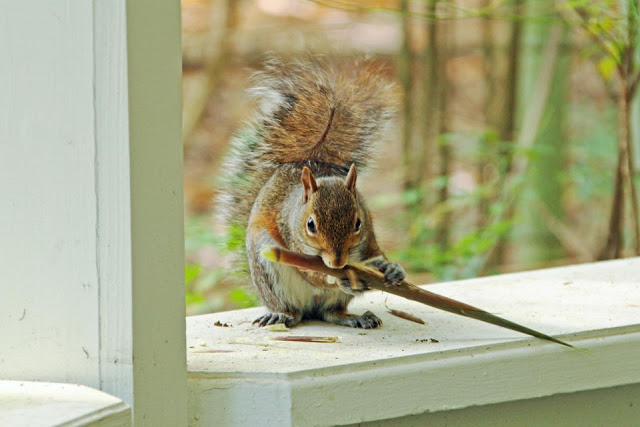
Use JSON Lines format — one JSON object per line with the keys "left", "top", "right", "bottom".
{"left": 217, "top": 57, "right": 396, "bottom": 233}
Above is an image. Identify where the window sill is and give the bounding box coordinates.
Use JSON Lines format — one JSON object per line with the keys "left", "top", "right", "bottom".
{"left": 0, "top": 381, "right": 130, "bottom": 426}
{"left": 187, "top": 258, "right": 640, "bottom": 425}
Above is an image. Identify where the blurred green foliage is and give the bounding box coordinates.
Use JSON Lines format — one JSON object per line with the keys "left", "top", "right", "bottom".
{"left": 184, "top": 215, "right": 258, "bottom": 313}
{"left": 182, "top": 0, "right": 638, "bottom": 313}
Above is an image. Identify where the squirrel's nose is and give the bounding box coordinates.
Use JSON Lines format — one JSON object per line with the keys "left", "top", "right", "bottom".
{"left": 332, "top": 251, "right": 347, "bottom": 269}
{"left": 331, "top": 259, "right": 347, "bottom": 269}
{"left": 322, "top": 253, "right": 347, "bottom": 269}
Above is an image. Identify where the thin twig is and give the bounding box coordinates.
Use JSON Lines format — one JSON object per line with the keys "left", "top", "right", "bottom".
{"left": 630, "top": 70, "right": 640, "bottom": 95}
{"left": 386, "top": 298, "right": 426, "bottom": 325}
{"left": 262, "top": 246, "right": 579, "bottom": 349}
{"left": 388, "top": 308, "right": 427, "bottom": 325}
{"left": 269, "top": 336, "right": 339, "bottom": 343}
{"left": 556, "top": 1, "right": 620, "bottom": 62}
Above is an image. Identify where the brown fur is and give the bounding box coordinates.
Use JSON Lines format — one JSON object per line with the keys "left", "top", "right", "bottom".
{"left": 245, "top": 163, "right": 386, "bottom": 326}
{"left": 217, "top": 57, "right": 397, "bottom": 233}
{"left": 217, "top": 58, "right": 398, "bottom": 328}
{"left": 254, "top": 58, "right": 396, "bottom": 167}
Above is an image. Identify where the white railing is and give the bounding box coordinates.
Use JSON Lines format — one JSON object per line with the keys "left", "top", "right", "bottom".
{"left": 0, "top": 381, "right": 130, "bottom": 426}
{"left": 187, "top": 258, "right": 640, "bottom": 426}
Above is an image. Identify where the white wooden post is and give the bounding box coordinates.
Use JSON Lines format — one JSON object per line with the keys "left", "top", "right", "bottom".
{"left": 125, "top": 0, "right": 187, "bottom": 423}
{"left": 1, "top": 0, "right": 100, "bottom": 384}
{"left": 0, "top": 1, "right": 187, "bottom": 425}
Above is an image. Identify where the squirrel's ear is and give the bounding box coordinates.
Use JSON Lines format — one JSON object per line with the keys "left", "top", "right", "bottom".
{"left": 345, "top": 163, "right": 357, "bottom": 192}
{"left": 301, "top": 166, "right": 318, "bottom": 203}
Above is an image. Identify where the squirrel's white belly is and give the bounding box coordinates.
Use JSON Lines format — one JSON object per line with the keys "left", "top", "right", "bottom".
{"left": 268, "top": 261, "right": 344, "bottom": 312}
{"left": 252, "top": 229, "right": 346, "bottom": 314}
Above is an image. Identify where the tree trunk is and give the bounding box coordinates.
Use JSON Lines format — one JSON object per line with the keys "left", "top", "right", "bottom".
{"left": 400, "top": 0, "right": 415, "bottom": 195}
{"left": 477, "top": 5, "right": 494, "bottom": 231}
{"left": 599, "top": 5, "right": 640, "bottom": 258}
{"left": 623, "top": 0, "right": 640, "bottom": 254}
{"left": 600, "top": 77, "right": 640, "bottom": 259}
{"left": 514, "top": 12, "right": 568, "bottom": 266}
{"left": 482, "top": 0, "right": 522, "bottom": 267}
{"left": 434, "top": 12, "right": 450, "bottom": 252}
{"left": 499, "top": 0, "right": 522, "bottom": 173}
{"left": 182, "top": 0, "right": 238, "bottom": 144}
{"left": 422, "top": 0, "right": 439, "bottom": 201}
{"left": 599, "top": 143, "right": 625, "bottom": 260}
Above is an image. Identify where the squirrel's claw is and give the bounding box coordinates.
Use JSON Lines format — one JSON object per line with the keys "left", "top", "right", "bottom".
{"left": 383, "top": 262, "right": 406, "bottom": 284}
{"left": 322, "top": 310, "right": 382, "bottom": 329}
{"left": 350, "top": 311, "right": 383, "bottom": 328}
{"left": 253, "top": 312, "right": 301, "bottom": 328}
{"left": 369, "top": 258, "right": 406, "bottom": 285}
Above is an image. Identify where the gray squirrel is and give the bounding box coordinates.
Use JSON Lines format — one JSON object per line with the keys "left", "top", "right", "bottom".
{"left": 217, "top": 58, "right": 405, "bottom": 328}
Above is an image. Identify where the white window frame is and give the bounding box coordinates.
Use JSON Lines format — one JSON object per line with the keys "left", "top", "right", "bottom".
{"left": 1, "top": 1, "right": 187, "bottom": 425}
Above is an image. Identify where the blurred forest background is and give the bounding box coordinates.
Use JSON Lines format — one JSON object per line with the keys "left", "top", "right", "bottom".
{"left": 182, "top": 0, "right": 640, "bottom": 315}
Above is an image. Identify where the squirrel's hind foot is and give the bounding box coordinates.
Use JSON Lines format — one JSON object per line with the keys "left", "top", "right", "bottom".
{"left": 253, "top": 311, "right": 302, "bottom": 328}
{"left": 323, "top": 310, "right": 382, "bottom": 329}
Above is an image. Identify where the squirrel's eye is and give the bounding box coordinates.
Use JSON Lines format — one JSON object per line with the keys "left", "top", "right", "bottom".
{"left": 307, "top": 217, "right": 317, "bottom": 234}
{"left": 354, "top": 218, "right": 361, "bottom": 233}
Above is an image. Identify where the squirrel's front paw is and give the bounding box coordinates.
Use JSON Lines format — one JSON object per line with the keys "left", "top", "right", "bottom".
{"left": 384, "top": 262, "right": 406, "bottom": 284}
{"left": 370, "top": 259, "right": 406, "bottom": 285}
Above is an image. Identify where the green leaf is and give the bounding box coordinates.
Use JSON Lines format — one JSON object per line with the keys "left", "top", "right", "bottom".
{"left": 185, "top": 263, "right": 201, "bottom": 286}
{"left": 185, "top": 291, "right": 205, "bottom": 306}
{"left": 597, "top": 56, "right": 616, "bottom": 81}
{"left": 402, "top": 188, "right": 422, "bottom": 206}
{"left": 434, "top": 176, "right": 449, "bottom": 190}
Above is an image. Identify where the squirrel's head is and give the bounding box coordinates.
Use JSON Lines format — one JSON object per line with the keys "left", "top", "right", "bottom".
{"left": 299, "top": 164, "right": 364, "bottom": 269}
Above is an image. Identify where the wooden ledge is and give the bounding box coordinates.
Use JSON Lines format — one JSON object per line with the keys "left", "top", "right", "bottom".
{"left": 0, "top": 381, "right": 130, "bottom": 426}
{"left": 186, "top": 258, "right": 640, "bottom": 426}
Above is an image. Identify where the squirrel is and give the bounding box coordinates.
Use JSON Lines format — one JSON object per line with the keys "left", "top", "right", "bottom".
{"left": 217, "top": 57, "right": 405, "bottom": 329}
